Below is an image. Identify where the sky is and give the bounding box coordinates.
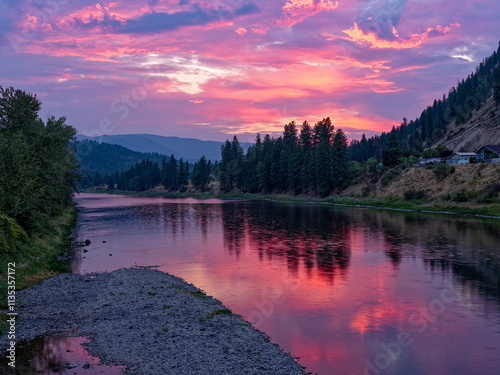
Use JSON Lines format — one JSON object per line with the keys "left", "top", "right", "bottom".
{"left": 1, "top": 0, "right": 499, "bottom": 142}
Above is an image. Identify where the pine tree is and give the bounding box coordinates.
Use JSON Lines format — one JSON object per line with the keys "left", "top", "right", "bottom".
{"left": 332, "top": 129, "right": 349, "bottom": 190}
{"left": 299, "top": 121, "right": 314, "bottom": 193}
{"left": 382, "top": 131, "right": 403, "bottom": 167}
{"left": 314, "top": 118, "right": 334, "bottom": 197}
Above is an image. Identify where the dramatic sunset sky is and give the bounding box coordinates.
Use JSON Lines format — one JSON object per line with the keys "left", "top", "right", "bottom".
{"left": 1, "top": 0, "right": 499, "bottom": 142}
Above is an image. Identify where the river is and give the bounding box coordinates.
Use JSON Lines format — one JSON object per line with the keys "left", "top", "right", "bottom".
{"left": 66, "top": 193, "right": 500, "bottom": 374}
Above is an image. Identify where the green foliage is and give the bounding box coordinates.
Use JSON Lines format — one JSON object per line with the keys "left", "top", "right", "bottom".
{"left": 365, "top": 158, "right": 379, "bottom": 174}
{"left": 214, "top": 117, "right": 351, "bottom": 197}
{"left": 403, "top": 189, "right": 426, "bottom": 201}
{"left": 349, "top": 45, "right": 500, "bottom": 157}
{"left": 0, "top": 86, "right": 79, "bottom": 231}
{"left": 77, "top": 140, "right": 167, "bottom": 178}
{"left": 348, "top": 161, "right": 364, "bottom": 183}
{"left": 219, "top": 137, "right": 244, "bottom": 193}
{"left": 452, "top": 190, "right": 469, "bottom": 203}
{"left": 0, "top": 214, "right": 28, "bottom": 254}
{"left": 381, "top": 167, "right": 402, "bottom": 187}
{"left": 332, "top": 129, "right": 349, "bottom": 190}
{"left": 382, "top": 132, "right": 402, "bottom": 167}
{"left": 433, "top": 163, "right": 453, "bottom": 180}
{"left": 192, "top": 155, "right": 212, "bottom": 192}
{"left": 118, "top": 159, "right": 161, "bottom": 191}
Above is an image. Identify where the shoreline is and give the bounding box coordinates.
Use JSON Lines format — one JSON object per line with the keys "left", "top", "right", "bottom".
{"left": 78, "top": 189, "right": 500, "bottom": 219}
{"left": 1, "top": 268, "right": 306, "bottom": 374}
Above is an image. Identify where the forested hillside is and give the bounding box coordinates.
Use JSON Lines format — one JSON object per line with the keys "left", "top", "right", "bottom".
{"left": 78, "top": 133, "right": 252, "bottom": 163}
{"left": 77, "top": 140, "right": 169, "bottom": 175}
{"left": 350, "top": 43, "right": 500, "bottom": 162}
{"left": 80, "top": 44, "right": 500, "bottom": 205}
{"left": 0, "top": 87, "right": 79, "bottom": 231}
{"left": 0, "top": 86, "right": 80, "bottom": 298}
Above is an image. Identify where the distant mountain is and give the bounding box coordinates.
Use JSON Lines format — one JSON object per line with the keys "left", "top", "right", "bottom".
{"left": 76, "top": 140, "right": 169, "bottom": 175}
{"left": 76, "top": 134, "right": 252, "bottom": 163}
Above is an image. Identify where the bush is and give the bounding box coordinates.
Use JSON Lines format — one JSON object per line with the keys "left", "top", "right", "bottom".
{"left": 404, "top": 189, "right": 426, "bottom": 201}
{"left": 477, "top": 194, "right": 494, "bottom": 204}
{"left": 365, "top": 158, "right": 379, "bottom": 174}
{"left": 433, "top": 163, "right": 451, "bottom": 180}
{"left": 381, "top": 167, "right": 402, "bottom": 187}
{"left": 452, "top": 190, "right": 469, "bottom": 202}
{"left": 483, "top": 182, "right": 500, "bottom": 199}
{"left": 179, "top": 184, "right": 187, "bottom": 193}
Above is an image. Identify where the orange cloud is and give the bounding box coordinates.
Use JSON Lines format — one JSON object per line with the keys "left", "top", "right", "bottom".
{"left": 342, "top": 22, "right": 460, "bottom": 50}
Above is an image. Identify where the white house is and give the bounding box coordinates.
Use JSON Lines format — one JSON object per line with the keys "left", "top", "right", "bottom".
{"left": 445, "top": 152, "right": 476, "bottom": 165}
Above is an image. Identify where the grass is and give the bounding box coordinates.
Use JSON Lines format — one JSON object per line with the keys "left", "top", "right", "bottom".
{"left": 206, "top": 309, "right": 232, "bottom": 319}
{"left": 171, "top": 284, "right": 208, "bottom": 299}
{"left": 0, "top": 206, "right": 78, "bottom": 334}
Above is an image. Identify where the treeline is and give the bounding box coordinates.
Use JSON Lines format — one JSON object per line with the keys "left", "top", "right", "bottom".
{"left": 0, "top": 86, "right": 79, "bottom": 233}
{"left": 87, "top": 155, "right": 216, "bottom": 192}
{"left": 218, "top": 118, "right": 349, "bottom": 197}
{"left": 77, "top": 140, "right": 168, "bottom": 175}
{"left": 350, "top": 43, "right": 500, "bottom": 163}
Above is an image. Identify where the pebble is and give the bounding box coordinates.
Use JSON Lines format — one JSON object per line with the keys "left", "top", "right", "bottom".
{"left": 1, "top": 268, "right": 305, "bottom": 375}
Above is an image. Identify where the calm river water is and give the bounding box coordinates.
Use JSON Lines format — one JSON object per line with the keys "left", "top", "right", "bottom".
{"left": 71, "top": 193, "right": 500, "bottom": 375}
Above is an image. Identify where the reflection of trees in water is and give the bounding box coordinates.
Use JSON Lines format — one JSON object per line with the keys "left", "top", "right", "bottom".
{"left": 221, "top": 202, "right": 246, "bottom": 258}
{"left": 221, "top": 201, "right": 352, "bottom": 282}
{"left": 362, "top": 210, "right": 500, "bottom": 299}
{"left": 192, "top": 204, "right": 219, "bottom": 239}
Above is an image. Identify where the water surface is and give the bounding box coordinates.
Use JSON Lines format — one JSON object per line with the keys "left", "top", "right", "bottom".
{"left": 70, "top": 193, "right": 500, "bottom": 375}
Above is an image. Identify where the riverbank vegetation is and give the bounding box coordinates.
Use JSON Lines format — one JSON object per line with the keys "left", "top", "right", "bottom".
{"left": 0, "top": 86, "right": 80, "bottom": 320}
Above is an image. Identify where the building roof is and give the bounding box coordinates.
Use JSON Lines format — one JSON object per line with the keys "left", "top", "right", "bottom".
{"left": 475, "top": 145, "right": 500, "bottom": 153}
{"left": 452, "top": 152, "right": 476, "bottom": 157}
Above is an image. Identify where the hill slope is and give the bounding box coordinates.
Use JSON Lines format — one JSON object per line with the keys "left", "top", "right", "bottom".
{"left": 76, "top": 140, "right": 169, "bottom": 175}
{"left": 341, "top": 163, "right": 500, "bottom": 215}
{"left": 435, "top": 97, "right": 500, "bottom": 152}
{"left": 77, "top": 134, "right": 252, "bottom": 162}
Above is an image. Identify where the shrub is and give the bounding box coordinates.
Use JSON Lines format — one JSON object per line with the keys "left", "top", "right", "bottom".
{"left": 381, "top": 167, "right": 402, "bottom": 187}
{"left": 483, "top": 182, "right": 500, "bottom": 199}
{"left": 477, "top": 194, "right": 494, "bottom": 204}
{"left": 365, "top": 158, "right": 379, "bottom": 174}
{"left": 179, "top": 184, "right": 187, "bottom": 193}
{"left": 403, "top": 189, "right": 426, "bottom": 201}
{"left": 433, "top": 163, "right": 451, "bottom": 180}
{"left": 452, "top": 190, "right": 469, "bottom": 202}
{"left": 442, "top": 193, "right": 452, "bottom": 201}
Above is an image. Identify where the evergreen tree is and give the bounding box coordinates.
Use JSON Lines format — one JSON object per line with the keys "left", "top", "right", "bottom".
{"left": 332, "top": 129, "right": 349, "bottom": 190}
{"left": 219, "top": 140, "right": 233, "bottom": 192}
{"left": 299, "top": 121, "right": 314, "bottom": 193}
{"left": 382, "top": 131, "right": 403, "bottom": 167}
{"left": 314, "top": 118, "right": 334, "bottom": 197}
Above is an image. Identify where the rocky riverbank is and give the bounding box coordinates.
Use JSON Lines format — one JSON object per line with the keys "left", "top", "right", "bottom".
{"left": 2, "top": 268, "right": 305, "bottom": 374}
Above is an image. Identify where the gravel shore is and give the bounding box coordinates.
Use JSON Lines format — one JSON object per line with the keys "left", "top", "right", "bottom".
{"left": 2, "top": 268, "right": 306, "bottom": 374}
